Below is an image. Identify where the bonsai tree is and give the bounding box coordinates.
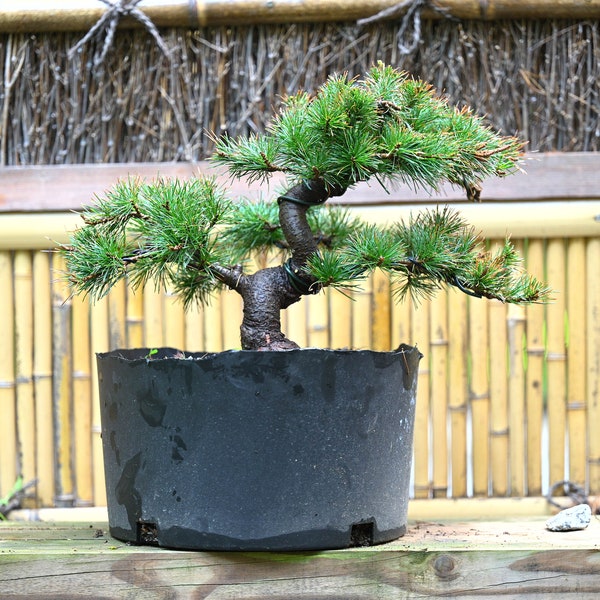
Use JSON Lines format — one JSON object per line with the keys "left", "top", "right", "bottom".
{"left": 60, "top": 63, "right": 549, "bottom": 350}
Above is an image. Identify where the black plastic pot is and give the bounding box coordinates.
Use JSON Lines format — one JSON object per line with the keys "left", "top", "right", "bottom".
{"left": 97, "top": 345, "right": 421, "bottom": 551}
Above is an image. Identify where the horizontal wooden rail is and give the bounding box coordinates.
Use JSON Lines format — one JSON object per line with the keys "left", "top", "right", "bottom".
{"left": 1, "top": 153, "right": 599, "bottom": 213}
{"left": 3, "top": 0, "right": 600, "bottom": 33}
{"left": 2, "top": 201, "right": 599, "bottom": 250}
{"left": 2, "top": 226, "right": 599, "bottom": 505}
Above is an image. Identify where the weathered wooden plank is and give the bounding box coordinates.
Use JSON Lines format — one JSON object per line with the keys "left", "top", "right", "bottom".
{"left": 1, "top": 549, "right": 599, "bottom": 599}
{"left": 1, "top": 519, "right": 599, "bottom": 598}
{"left": 1, "top": 153, "right": 599, "bottom": 213}
{"left": 3, "top": 518, "right": 598, "bottom": 552}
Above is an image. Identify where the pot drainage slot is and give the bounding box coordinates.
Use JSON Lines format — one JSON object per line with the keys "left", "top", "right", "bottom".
{"left": 350, "top": 520, "right": 374, "bottom": 547}
{"left": 137, "top": 521, "right": 159, "bottom": 546}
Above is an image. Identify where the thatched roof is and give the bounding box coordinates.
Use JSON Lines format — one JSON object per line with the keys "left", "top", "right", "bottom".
{"left": 1, "top": 3, "right": 598, "bottom": 165}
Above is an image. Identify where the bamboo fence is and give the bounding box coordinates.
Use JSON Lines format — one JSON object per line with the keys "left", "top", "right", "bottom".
{"left": 1, "top": 198, "right": 599, "bottom": 506}
{"left": 1, "top": 6, "right": 599, "bottom": 509}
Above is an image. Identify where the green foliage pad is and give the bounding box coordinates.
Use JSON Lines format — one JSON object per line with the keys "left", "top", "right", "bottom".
{"left": 60, "top": 64, "right": 550, "bottom": 340}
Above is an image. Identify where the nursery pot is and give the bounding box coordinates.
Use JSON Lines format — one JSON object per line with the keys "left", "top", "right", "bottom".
{"left": 97, "top": 345, "right": 421, "bottom": 551}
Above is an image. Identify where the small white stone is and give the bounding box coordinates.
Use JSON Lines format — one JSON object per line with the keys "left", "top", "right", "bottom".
{"left": 545, "top": 503, "right": 592, "bottom": 532}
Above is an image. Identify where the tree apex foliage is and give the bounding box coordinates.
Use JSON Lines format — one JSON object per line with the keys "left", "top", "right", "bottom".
{"left": 61, "top": 64, "right": 550, "bottom": 311}
{"left": 212, "top": 62, "right": 524, "bottom": 198}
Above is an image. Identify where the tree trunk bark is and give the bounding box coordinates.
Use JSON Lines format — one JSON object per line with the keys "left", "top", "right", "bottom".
{"left": 211, "top": 263, "right": 302, "bottom": 350}
{"left": 239, "top": 267, "right": 301, "bottom": 350}
{"left": 213, "top": 179, "right": 341, "bottom": 350}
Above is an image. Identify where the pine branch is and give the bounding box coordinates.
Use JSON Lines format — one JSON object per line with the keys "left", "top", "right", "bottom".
{"left": 60, "top": 177, "right": 232, "bottom": 304}
{"left": 307, "top": 207, "right": 551, "bottom": 305}
{"left": 212, "top": 133, "right": 286, "bottom": 184}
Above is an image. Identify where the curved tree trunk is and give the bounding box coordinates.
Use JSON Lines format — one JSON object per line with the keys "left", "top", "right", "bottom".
{"left": 213, "top": 179, "right": 343, "bottom": 350}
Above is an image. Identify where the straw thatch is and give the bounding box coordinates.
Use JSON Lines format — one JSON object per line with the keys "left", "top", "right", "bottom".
{"left": 1, "top": 17, "right": 599, "bottom": 166}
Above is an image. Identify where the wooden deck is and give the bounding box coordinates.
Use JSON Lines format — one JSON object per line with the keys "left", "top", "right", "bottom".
{"left": 1, "top": 514, "right": 599, "bottom": 598}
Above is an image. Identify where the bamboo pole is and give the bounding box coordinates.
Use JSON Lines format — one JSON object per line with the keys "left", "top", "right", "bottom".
{"left": 469, "top": 295, "right": 490, "bottom": 497}
{"left": 371, "top": 271, "right": 391, "bottom": 351}
{"left": 586, "top": 238, "right": 600, "bottom": 495}
{"left": 566, "top": 238, "right": 587, "bottom": 488}
{"left": 284, "top": 299, "right": 307, "bottom": 350}
{"left": 306, "top": 291, "right": 330, "bottom": 349}
{"left": 90, "top": 295, "right": 109, "bottom": 506}
{"left": 7, "top": 495, "right": 565, "bottom": 521}
{"left": 411, "top": 299, "right": 431, "bottom": 499}
{"left": 546, "top": 239, "right": 567, "bottom": 490}
{"left": 352, "top": 278, "right": 372, "bottom": 350}
{"left": 126, "top": 286, "right": 144, "bottom": 348}
{"left": 329, "top": 288, "right": 353, "bottom": 350}
{"left": 185, "top": 303, "right": 205, "bottom": 352}
{"left": 0, "top": 214, "right": 82, "bottom": 250}
{"left": 143, "top": 284, "right": 164, "bottom": 349}
{"left": 164, "top": 288, "right": 185, "bottom": 350}
{"left": 356, "top": 203, "right": 600, "bottom": 240}
{"left": 32, "top": 251, "right": 55, "bottom": 507}
{"left": 51, "top": 253, "right": 74, "bottom": 506}
{"left": 430, "top": 291, "right": 448, "bottom": 498}
{"left": 507, "top": 240, "right": 526, "bottom": 496}
{"left": 390, "top": 281, "right": 411, "bottom": 351}
{"left": 108, "top": 280, "right": 127, "bottom": 350}
{"left": 14, "top": 251, "right": 36, "bottom": 508}
{"left": 72, "top": 293, "right": 93, "bottom": 506}
{"left": 525, "top": 240, "right": 545, "bottom": 496}
{"left": 203, "top": 291, "right": 224, "bottom": 351}
{"left": 407, "top": 496, "right": 558, "bottom": 520}
{"left": 448, "top": 290, "right": 467, "bottom": 498}
{"left": 3, "top": 0, "right": 600, "bottom": 33}
{"left": 0, "top": 251, "right": 17, "bottom": 500}
{"left": 221, "top": 288, "right": 243, "bottom": 351}
{"left": 195, "top": 0, "right": 600, "bottom": 24}
{"left": 489, "top": 242, "right": 509, "bottom": 496}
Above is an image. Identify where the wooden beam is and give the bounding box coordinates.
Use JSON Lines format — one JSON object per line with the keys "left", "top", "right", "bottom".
{"left": 0, "top": 162, "right": 206, "bottom": 213}
{"left": 1, "top": 153, "right": 599, "bottom": 214}
{"left": 0, "top": 519, "right": 599, "bottom": 598}
{"left": 3, "top": 0, "right": 600, "bottom": 33}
